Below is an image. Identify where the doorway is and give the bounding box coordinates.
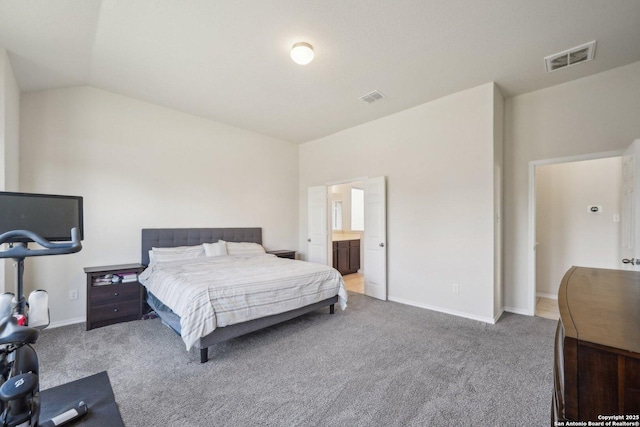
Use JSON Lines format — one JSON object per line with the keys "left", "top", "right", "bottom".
{"left": 307, "top": 176, "right": 387, "bottom": 300}
{"left": 330, "top": 182, "right": 365, "bottom": 294}
{"left": 528, "top": 150, "right": 624, "bottom": 317}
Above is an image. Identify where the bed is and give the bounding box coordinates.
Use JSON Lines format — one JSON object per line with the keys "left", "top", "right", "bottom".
{"left": 139, "top": 227, "right": 347, "bottom": 363}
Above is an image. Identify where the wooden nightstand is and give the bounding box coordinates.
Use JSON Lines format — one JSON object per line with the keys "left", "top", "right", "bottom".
{"left": 84, "top": 263, "right": 146, "bottom": 331}
{"left": 267, "top": 250, "right": 296, "bottom": 259}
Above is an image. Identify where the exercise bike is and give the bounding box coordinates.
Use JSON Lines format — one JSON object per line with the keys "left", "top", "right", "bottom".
{"left": 0, "top": 228, "right": 87, "bottom": 427}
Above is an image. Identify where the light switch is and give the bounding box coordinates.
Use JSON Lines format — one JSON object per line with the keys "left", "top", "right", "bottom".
{"left": 613, "top": 213, "right": 620, "bottom": 222}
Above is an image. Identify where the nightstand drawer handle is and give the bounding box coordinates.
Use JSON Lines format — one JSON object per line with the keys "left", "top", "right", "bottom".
{"left": 113, "top": 308, "right": 118, "bottom": 312}
{"left": 113, "top": 292, "right": 119, "bottom": 296}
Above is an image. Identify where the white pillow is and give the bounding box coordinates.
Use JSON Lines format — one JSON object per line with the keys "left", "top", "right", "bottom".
{"left": 151, "top": 245, "right": 205, "bottom": 263}
{"left": 203, "top": 241, "right": 228, "bottom": 257}
{"left": 224, "top": 241, "right": 266, "bottom": 256}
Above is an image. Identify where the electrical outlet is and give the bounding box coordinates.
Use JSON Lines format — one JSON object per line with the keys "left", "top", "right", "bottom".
{"left": 69, "top": 289, "right": 78, "bottom": 300}
{"left": 452, "top": 283, "right": 459, "bottom": 294}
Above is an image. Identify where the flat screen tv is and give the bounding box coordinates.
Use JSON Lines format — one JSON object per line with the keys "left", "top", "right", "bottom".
{"left": 0, "top": 191, "right": 84, "bottom": 243}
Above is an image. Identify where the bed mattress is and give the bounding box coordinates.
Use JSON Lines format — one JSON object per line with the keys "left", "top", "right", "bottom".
{"left": 139, "top": 254, "right": 347, "bottom": 350}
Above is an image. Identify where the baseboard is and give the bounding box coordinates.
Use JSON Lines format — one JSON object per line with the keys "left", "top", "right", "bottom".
{"left": 48, "top": 316, "right": 85, "bottom": 329}
{"left": 493, "top": 308, "right": 505, "bottom": 323}
{"left": 503, "top": 306, "right": 532, "bottom": 316}
{"left": 536, "top": 292, "right": 558, "bottom": 300}
{"left": 388, "top": 296, "right": 498, "bottom": 324}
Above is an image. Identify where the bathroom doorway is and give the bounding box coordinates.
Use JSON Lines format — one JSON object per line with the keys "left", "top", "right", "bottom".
{"left": 308, "top": 176, "right": 387, "bottom": 300}
{"left": 330, "top": 181, "right": 365, "bottom": 294}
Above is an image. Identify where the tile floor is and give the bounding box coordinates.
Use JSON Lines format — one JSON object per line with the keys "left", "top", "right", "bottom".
{"left": 342, "top": 272, "right": 364, "bottom": 294}
{"left": 535, "top": 297, "right": 560, "bottom": 321}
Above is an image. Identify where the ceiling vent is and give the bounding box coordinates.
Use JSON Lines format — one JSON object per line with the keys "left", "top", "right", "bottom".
{"left": 360, "top": 90, "right": 385, "bottom": 104}
{"left": 544, "top": 41, "right": 596, "bottom": 73}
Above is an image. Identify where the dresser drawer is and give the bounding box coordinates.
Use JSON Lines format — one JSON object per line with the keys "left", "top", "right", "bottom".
{"left": 90, "top": 282, "right": 140, "bottom": 305}
{"left": 90, "top": 299, "right": 140, "bottom": 323}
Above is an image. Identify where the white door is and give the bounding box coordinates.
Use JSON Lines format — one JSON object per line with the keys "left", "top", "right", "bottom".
{"left": 364, "top": 176, "right": 387, "bottom": 300}
{"left": 620, "top": 139, "right": 640, "bottom": 270}
{"left": 307, "top": 186, "right": 329, "bottom": 265}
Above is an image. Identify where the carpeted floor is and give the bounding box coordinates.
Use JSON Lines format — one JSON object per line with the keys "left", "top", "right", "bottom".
{"left": 34, "top": 292, "right": 556, "bottom": 426}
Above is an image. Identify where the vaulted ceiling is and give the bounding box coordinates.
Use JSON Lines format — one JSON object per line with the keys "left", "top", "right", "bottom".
{"left": 1, "top": 1, "right": 639, "bottom": 143}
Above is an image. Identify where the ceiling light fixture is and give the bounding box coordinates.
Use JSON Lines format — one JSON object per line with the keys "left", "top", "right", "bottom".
{"left": 291, "top": 42, "right": 314, "bottom": 65}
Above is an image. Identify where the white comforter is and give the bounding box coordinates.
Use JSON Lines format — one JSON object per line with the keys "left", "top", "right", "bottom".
{"left": 139, "top": 254, "right": 348, "bottom": 350}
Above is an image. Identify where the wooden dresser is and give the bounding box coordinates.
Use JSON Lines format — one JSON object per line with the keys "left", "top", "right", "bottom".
{"left": 553, "top": 267, "right": 640, "bottom": 422}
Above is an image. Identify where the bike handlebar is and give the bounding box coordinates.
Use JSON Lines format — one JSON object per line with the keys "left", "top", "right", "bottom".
{"left": 0, "top": 228, "right": 82, "bottom": 259}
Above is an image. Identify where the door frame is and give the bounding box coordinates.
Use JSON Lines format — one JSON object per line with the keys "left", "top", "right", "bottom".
{"left": 527, "top": 149, "right": 623, "bottom": 315}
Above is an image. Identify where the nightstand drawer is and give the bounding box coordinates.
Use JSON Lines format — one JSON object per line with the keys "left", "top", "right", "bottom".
{"left": 90, "top": 299, "right": 140, "bottom": 323}
{"left": 267, "top": 250, "right": 296, "bottom": 259}
{"left": 90, "top": 282, "right": 140, "bottom": 305}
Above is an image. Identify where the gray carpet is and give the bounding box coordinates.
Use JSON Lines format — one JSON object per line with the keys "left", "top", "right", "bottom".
{"left": 34, "top": 292, "right": 556, "bottom": 426}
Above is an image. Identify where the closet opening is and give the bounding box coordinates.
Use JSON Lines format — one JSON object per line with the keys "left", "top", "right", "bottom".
{"left": 529, "top": 151, "right": 624, "bottom": 319}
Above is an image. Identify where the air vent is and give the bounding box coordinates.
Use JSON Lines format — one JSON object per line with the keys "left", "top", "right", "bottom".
{"left": 359, "top": 90, "right": 385, "bottom": 104}
{"left": 545, "top": 41, "right": 596, "bottom": 73}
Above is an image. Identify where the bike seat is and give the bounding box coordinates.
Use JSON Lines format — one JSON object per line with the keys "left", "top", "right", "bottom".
{"left": 0, "top": 372, "right": 38, "bottom": 402}
{"left": 0, "top": 316, "right": 38, "bottom": 346}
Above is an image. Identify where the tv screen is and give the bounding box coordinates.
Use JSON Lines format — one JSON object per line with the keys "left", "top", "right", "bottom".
{"left": 0, "top": 191, "right": 84, "bottom": 243}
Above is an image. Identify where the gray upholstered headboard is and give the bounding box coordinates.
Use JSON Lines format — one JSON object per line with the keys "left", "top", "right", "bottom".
{"left": 141, "top": 227, "right": 262, "bottom": 265}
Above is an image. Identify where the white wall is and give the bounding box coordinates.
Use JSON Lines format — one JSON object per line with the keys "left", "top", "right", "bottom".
{"left": 0, "top": 49, "right": 20, "bottom": 191}
{"left": 0, "top": 49, "right": 20, "bottom": 292}
{"left": 493, "top": 84, "right": 504, "bottom": 319}
{"left": 535, "top": 157, "right": 622, "bottom": 296}
{"left": 504, "top": 61, "right": 640, "bottom": 313}
{"left": 20, "top": 86, "right": 299, "bottom": 326}
{"left": 300, "top": 82, "right": 500, "bottom": 322}
{"left": 15, "top": 59, "right": 640, "bottom": 325}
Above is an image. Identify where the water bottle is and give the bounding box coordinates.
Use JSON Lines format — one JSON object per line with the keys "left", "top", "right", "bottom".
{"left": 27, "top": 289, "right": 49, "bottom": 328}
